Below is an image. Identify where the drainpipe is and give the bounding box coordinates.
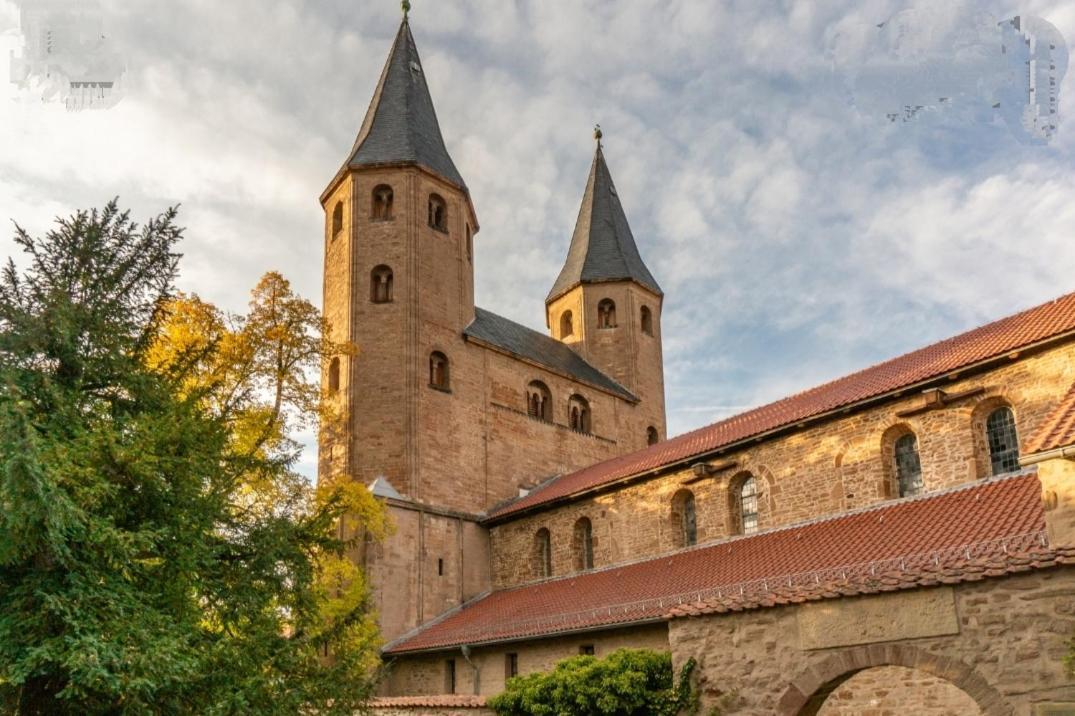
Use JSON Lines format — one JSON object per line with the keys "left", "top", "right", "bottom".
{"left": 1020, "top": 446, "right": 1075, "bottom": 466}
{"left": 461, "top": 644, "right": 480, "bottom": 695}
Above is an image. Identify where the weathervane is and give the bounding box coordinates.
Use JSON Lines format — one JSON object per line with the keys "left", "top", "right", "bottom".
{"left": 402, "top": 0, "right": 411, "bottom": 19}
{"left": 594, "top": 124, "right": 603, "bottom": 146}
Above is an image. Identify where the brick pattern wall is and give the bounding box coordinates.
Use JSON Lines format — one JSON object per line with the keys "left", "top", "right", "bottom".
{"left": 384, "top": 624, "right": 669, "bottom": 697}
{"left": 490, "top": 341, "right": 1075, "bottom": 588}
{"left": 816, "top": 665, "right": 981, "bottom": 715}
{"left": 668, "top": 569, "right": 1075, "bottom": 714}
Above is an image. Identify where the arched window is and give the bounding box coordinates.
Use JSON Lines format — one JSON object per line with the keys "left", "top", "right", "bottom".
{"left": 328, "top": 357, "right": 340, "bottom": 394}
{"left": 986, "top": 406, "right": 1020, "bottom": 475}
{"left": 640, "top": 305, "right": 653, "bottom": 336}
{"left": 597, "top": 299, "right": 617, "bottom": 328}
{"left": 734, "top": 475, "right": 759, "bottom": 535}
{"left": 527, "top": 380, "right": 552, "bottom": 422}
{"left": 429, "top": 351, "right": 450, "bottom": 390}
{"left": 371, "top": 184, "right": 393, "bottom": 221}
{"left": 370, "top": 265, "right": 393, "bottom": 304}
{"left": 533, "top": 528, "right": 552, "bottom": 578}
{"left": 568, "top": 394, "right": 591, "bottom": 434}
{"left": 671, "top": 489, "right": 697, "bottom": 548}
{"left": 646, "top": 426, "right": 659, "bottom": 445}
{"left": 893, "top": 433, "right": 924, "bottom": 497}
{"left": 572, "top": 517, "right": 594, "bottom": 571}
{"left": 428, "top": 193, "right": 448, "bottom": 232}
{"left": 560, "top": 311, "right": 574, "bottom": 338}
{"left": 331, "top": 201, "right": 343, "bottom": 237}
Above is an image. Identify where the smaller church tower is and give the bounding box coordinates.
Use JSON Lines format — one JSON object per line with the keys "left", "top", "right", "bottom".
{"left": 546, "top": 130, "right": 667, "bottom": 445}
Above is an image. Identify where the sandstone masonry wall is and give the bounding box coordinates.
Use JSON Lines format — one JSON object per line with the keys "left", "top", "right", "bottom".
{"left": 490, "top": 340, "right": 1075, "bottom": 588}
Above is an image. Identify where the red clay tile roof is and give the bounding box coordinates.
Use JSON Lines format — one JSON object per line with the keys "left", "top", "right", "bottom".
{"left": 370, "top": 695, "right": 488, "bottom": 709}
{"left": 386, "top": 472, "right": 1046, "bottom": 655}
{"left": 1026, "top": 379, "right": 1075, "bottom": 454}
{"left": 488, "top": 291, "right": 1075, "bottom": 520}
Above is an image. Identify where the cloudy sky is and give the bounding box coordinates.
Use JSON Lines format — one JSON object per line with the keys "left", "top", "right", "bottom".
{"left": 2, "top": 0, "right": 1074, "bottom": 479}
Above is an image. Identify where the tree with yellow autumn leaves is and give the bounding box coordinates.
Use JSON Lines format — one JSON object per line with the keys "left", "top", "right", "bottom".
{"left": 0, "top": 202, "right": 386, "bottom": 715}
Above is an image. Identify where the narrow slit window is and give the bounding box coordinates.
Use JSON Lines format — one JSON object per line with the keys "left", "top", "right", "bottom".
{"left": 534, "top": 528, "right": 552, "bottom": 578}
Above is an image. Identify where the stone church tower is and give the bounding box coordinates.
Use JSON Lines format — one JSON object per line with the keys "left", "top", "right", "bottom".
{"left": 546, "top": 135, "right": 667, "bottom": 443}
{"left": 318, "top": 11, "right": 666, "bottom": 643}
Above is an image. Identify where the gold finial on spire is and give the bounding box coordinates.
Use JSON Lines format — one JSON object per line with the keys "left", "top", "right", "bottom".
{"left": 594, "top": 124, "right": 603, "bottom": 146}
{"left": 402, "top": 0, "right": 411, "bottom": 19}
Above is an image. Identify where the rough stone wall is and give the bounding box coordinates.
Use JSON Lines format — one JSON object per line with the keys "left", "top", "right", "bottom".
{"left": 546, "top": 282, "right": 667, "bottom": 446}
{"left": 667, "top": 569, "right": 1075, "bottom": 715}
{"left": 384, "top": 624, "right": 669, "bottom": 697}
{"left": 816, "top": 665, "right": 981, "bottom": 715}
{"left": 490, "top": 340, "right": 1075, "bottom": 588}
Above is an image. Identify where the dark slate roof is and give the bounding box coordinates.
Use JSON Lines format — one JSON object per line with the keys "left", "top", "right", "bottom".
{"left": 464, "top": 308, "right": 636, "bottom": 401}
{"left": 347, "top": 19, "right": 466, "bottom": 190}
{"left": 547, "top": 145, "right": 662, "bottom": 302}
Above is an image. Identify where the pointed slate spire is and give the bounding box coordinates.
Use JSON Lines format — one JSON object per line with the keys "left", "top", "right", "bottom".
{"left": 347, "top": 15, "right": 466, "bottom": 189}
{"left": 547, "top": 138, "right": 662, "bottom": 302}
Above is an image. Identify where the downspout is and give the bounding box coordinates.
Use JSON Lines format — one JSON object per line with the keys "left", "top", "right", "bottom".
{"left": 1020, "top": 446, "right": 1075, "bottom": 466}
{"left": 461, "top": 644, "right": 480, "bottom": 695}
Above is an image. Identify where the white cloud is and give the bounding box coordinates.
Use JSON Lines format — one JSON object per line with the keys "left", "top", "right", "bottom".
{"left": 3, "top": 0, "right": 1075, "bottom": 464}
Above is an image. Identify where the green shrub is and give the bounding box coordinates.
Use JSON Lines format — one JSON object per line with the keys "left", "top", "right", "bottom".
{"left": 488, "top": 648, "right": 696, "bottom": 716}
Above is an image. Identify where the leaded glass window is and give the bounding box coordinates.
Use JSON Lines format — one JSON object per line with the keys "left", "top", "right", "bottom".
{"left": 986, "top": 407, "right": 1020, "bottom": 475}
{"left": 739, "top": 476, "right": 758, "bottom": 535}
{"left": 894, "top": 433, "right": 924, "bottom": 497}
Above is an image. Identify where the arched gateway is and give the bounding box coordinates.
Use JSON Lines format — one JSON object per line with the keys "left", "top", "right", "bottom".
{"left": 776, "top": 644, "right": 1009, "bottom": 716}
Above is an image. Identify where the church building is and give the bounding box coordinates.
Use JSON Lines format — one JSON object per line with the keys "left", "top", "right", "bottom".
{"left": 320, "top": 11, "right": 1075, "bottom": 716}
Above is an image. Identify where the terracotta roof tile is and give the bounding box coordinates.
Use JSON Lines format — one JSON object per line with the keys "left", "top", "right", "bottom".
{"left": 1026, "top": 379, "right": 1075, "bottom": 454}
{"left": 386, "top": 472, "right": 1046, "bottom": 654}
{"left": 370, "top": 695, "right": 488, "bottom": 709}
{"left": 489, "top": 291, "right": 1075, "bottom": 519}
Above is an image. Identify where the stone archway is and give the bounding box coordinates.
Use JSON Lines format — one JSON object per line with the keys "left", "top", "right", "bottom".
{"left": 775, "top": 644, "right": 1012, "bottom": 716}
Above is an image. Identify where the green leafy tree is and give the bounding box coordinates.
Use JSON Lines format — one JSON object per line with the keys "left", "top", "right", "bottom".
{"left": 0, "top": 202, "right": 384, "bottom": 715}
{"left": 488, "top": 649, "right": 697, "bottom": 716}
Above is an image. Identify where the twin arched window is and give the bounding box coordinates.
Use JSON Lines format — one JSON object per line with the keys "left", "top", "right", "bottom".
{"left": 533, "top": 528, "right": 552, "bottom": 578}
{"left": 331, "top": 201, "right": 343, "bottom": 237}
{"left": 640, "top": 305, "right": 653, "bottom": 336}
{"left": 371, "top": 265, "right": 393, "bottom": 303}
{"left": 597, "top": 299, "right": 617, "bottom": 329}
{"left": 671, "top": 489, "right": 697, "bottom": 548}
{"left": 573, "top": 518, "right": 594, "bottom": 571}
{"left": 429, "top": 351, "right": 450, "bottom": 390}
{"left": 428, "top": 194, "right": 448, "bottom": 232}
{"left": 569, "top": 395, "right": 592, "bottom": 434}
{"left": 986, "top": 406, "right": 1020, "bottom": 475}
{"left": 560, "top": 311, "right": 574, "bottom": 339}
{"left": 893, "top": 432, "right": 924, "bottom": 497}
{"left": 371, "top": 185, "right": 394, "bottom": 221}
{"left": 527, "top": 381, "right": 552, "bottom": 422}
